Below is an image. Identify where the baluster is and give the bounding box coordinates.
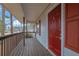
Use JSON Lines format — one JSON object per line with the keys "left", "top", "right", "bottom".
{"left": 0, "top": 40, "right": 3, "bottom": 56}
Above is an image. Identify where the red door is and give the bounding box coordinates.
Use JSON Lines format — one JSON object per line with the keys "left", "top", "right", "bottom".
{"left": 48, "top": 4, "right": 61, "bottom": 56}
{"left": 65, "top": 4, "right": 79, "bottom": 53}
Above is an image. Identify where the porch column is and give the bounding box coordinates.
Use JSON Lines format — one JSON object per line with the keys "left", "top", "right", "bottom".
{"left": 23, "top": 17, "right": 25, "bottom": 46}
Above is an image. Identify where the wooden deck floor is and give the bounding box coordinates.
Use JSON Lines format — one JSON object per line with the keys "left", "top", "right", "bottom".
{"left": 23, "top": 38, "right": 52, "bottom": 56}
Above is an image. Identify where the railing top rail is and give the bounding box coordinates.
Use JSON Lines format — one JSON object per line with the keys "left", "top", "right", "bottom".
{"left": 0, "top": 32, "right": 24, "bottom": 41}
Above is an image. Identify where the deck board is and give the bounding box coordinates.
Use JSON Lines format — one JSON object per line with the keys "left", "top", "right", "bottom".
{"left": 23, "top": 38, "right": 52, "bottom": 56}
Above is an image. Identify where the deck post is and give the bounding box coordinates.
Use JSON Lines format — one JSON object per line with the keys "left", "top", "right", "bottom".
{"left": 23, "top": 17, "right": 25, "bottom": 46}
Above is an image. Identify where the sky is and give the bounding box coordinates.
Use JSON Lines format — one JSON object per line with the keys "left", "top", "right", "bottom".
{"left": 0, "top": 5, "right": 2, "bottom": 17}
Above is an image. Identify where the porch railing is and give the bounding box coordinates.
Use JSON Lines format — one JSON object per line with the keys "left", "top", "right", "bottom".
{"left": 0, "top": 32, "right": 25, "bottom": 56}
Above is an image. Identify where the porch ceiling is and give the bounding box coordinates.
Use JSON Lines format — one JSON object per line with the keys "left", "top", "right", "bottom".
{"left": 21, "top": 3, "right": 49, "bottom": 22}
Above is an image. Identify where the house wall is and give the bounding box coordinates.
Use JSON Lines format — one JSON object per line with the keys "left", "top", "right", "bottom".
{"left": 36, "top": 3, "right": 79, "bottom": 56}
{"left": 64, "top": 48, "right": 79, "bottom": 56}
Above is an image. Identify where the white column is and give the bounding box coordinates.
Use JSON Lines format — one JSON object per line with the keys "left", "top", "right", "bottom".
{"left": 61, "top": 3, "right": 65, "bottom": 56}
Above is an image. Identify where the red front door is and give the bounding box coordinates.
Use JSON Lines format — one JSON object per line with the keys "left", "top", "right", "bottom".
{"left": 48, "top": 4, "right": 61, "bottom": 56}
{"left": 65, "top": 4, "right": 79, "bottom": 53}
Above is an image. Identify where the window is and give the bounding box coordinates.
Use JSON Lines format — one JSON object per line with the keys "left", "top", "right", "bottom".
{"left": 36, "top": 22, "right": 40, "bottom": 33}
{"left": 0, "top": 5, "right": 3, "bottom": 36}
{"left": 4, "top": 9, "right": 11, "bottom": 35}
{"left": 36, "top": 20, "right": 41, "bottom": 35}
{"left": 12, "top": 16, "right": 22, "bottom": 33}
